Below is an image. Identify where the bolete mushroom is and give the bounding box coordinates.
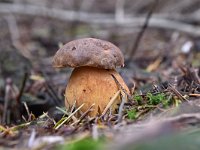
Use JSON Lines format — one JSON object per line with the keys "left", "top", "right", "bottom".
{"left": 52, "top": 38, "right": 129, "bottom": 116}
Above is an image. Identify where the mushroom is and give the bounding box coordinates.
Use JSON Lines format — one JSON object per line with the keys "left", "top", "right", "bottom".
{"left": 52, "top": 38, "right": 129, "bottom": 116}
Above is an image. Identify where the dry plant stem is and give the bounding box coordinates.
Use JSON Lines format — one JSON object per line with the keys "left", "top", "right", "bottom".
{"left": 42, "top": 70, "right": 62, "bottom": 106}
{"left": 41, "top": 112, "right": 56, "bottom": 125}
{"left": 137, "top": 108, "right": 154, "bottom": 119}
{"left": 46, "top": 83, "right": 61, "bottom": 105}
{"left": 71, "top": 104, "right": 95, "bottom": 126}
{"left": 5, "top": 121, "right": 43, "bottom": 134}
{"left": 186, "top": 67, "right": 200, "bottom": 85}
{"left": 179, "top": 65, "right": 200, "bottom": 86}
{"left": 117, "top": 95, "right": 126, "bottom": 123}
{"left": 0, "top": 127, "right": 15, "bottom": 136}
{"left": 47, "top": 82, "right": 61, "bottom": 103}
{"left": 10, "top": 121, "right": 33, "bottom": 131}
{"left": 44, "top": 82, "right": 61, "bottom": 106}
{"left": 128, "top": 0, "right": 159, "bottom": 60}
{"left": 130, "top": 79, "right": 136, "bottom": 95}
{"left": 2, "top": 84, "right": 11, "bottom": 124}
{"left": 189, "top": 93, "right": 200, "bottom": 97}
{"left": 16, "top": 72, "right": 28, "bottom": 103}
{"left": 191, "top": 69, "right": 200, "bottom": 85}
{"left": 168, "top": 83, "right": 188, "bottom": 101}
{"left": 22, "top": 115, "right": 27, "bottom": 122}
{"left": 55, "top": 106, "right": 78, "bottom": 122}
{"left": 111, "top": 74, "right": 131, "bottom": 99}
{"left": 45, "top": 85, "right": 61, "bottom": 106}
{"left": 23, "top": 102, "right": 31, "bottom": 121}
{"left": 101, "top": 91, "right": 120, "bottom": 117}
{"left": 70, "top": 100, "right": 77, "bottom": 114}
{"left": 54, "top": 103, "right": 85, "bottom": 130}
{"left": 0, "top": 125, "right": 6, "bottom": 131}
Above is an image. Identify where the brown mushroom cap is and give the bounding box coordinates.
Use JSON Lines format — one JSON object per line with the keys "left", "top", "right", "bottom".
{"left": 52, "top": 38, "right": 124, "bottom": 69}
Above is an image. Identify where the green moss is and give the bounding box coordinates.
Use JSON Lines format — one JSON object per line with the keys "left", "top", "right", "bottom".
{"left": 133, "top": 94, "right": 142, "bottom": 104}
{"left": 127, "top": 109, "right": 137, "bottom": 120}
{"left": 147, "top": 93, "right": 168, "bottom": 106}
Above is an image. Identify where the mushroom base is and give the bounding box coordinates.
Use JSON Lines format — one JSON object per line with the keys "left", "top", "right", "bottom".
{"left": 65, "top": 66, "right": 129, "bottom": 117}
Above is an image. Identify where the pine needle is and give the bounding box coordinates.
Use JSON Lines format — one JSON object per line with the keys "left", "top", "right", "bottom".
{"left": 54, "top": 103, "right": 85, "bottom": 130}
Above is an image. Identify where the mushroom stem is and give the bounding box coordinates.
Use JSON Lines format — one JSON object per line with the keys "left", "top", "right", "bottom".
{"left": 65, "top": 66, "right": 129, "bottom": 117}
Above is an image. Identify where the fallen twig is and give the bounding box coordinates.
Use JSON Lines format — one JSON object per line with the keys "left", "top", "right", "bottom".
{"left": 1, "top": 3, "right": 200, "bottom": 36}
{"left": 117, "top": 95, "right": 126, "bottom": 123}
{"left": 16, "top": 72, "right": 28, "bottom": 104}
{"left": 23, "top": 102, "right": 31, "bottom": 121}
{"left": 56, "top": 106, "right": 78, "bottom": 123}
{"left": 71, "top": 104, "right": 95, "bottom": 126}
{"left": 42, "top": 72, "right": 62, "bottom": 106}
{"left": 189, "top": 93, "right": 200, "bottom": 97}
{"left": 168, "top": 83, "right": 188, "bottom": 101}
{"left": 128, "top": 0, "right": 159, "bottom": 60}
{"left": 101, "top": 90, "right": 120, "bottom": 117}
{"left": 2, "top": 80, "right": 11, "bottom": 124}
{"left": 54, "top": 103, "right": 85, "bottom": 130}
{"left": 111, "top": 74, "right": 131, "bottom": 100}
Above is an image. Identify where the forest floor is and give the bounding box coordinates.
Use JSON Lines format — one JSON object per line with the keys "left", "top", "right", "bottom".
{"left": 0, "top": 0, "right": 200, "bottom": 147}
{"left": 0, "top": 28, "right": 200, "bottom": 150}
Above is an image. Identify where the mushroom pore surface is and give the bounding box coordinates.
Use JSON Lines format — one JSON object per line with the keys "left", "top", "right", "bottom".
{"left": 65, "top": 66, "right": 129, "bottom": 116}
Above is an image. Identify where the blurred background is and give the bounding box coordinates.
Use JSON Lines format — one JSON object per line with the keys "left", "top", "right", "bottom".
{"left": 0, "top": 0, "right": 200, "bottom": 123}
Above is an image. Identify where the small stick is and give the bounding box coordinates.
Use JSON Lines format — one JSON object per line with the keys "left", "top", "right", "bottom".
{"left": 101, "top": 90, "right": 120, "bottom": 117}
{"left": 2, "top": 82, "right": 11, "bottom": 124}
{"left": 168, "top": 83, "right": 188, "bottom": 101}
{"left": 78, "top": 104, "right": 95, "bottom": 122}
{"left": 130, "top": 78, "right": 136, "bottom": 95}
{"left": 16, "top": 72, "right": 28, "bottom": 103}
{"left": 42, "top": 71, "right": 62, "bottom": 106}
{"left": 189, "top": 93, "right": 200, "bottom": 97}
{"left": 71, "top": 104, "right": 95, "bottom": 126}
{"left": 45, "top": 82, "right": 61, "bottom": 106}
{"left": 23, "top": 102, "right": 31, "bottom": 121}
{"left": 54, "top": 103, "right": 85, "bottom": 130}
{"left": 40, "top": 112, "right": 56, "bottom": 125}
{"left": 128, "top": 0, "right": 159, "bottom": 61}
{"left": 117, "top": 95, "right": 126, "bottom": 123}
{"left": 56, "top": 106, "right": 78, "bottom": 122}
{"left": 70, "top": 100, "right": 77, "bottom": 113}
{"left": 111, "top": 74, "right": 131, "bottom": 100}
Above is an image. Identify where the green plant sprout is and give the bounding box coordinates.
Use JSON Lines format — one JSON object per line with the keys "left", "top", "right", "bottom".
{"left": 133, "top": 94, "right": 142, "bottom": 104}
{"left": 147, "top": 92, "right": 168, "bottom": 106}
{"left": 127, "top": 109, "right": 137, "bottom": 120}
